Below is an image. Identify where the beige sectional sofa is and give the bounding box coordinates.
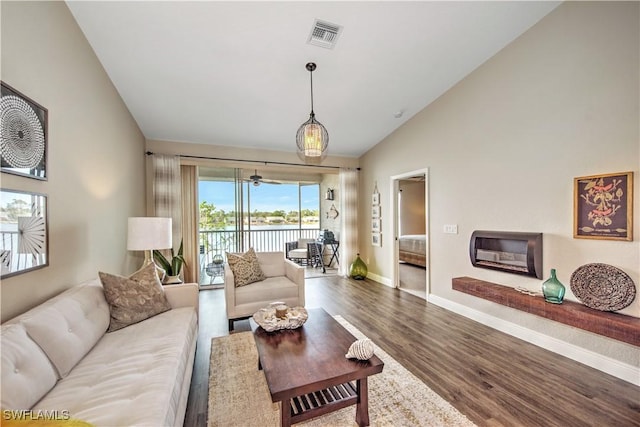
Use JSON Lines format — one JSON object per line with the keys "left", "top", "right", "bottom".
{"left": 1, "top": 279, "right": 198, "bottom": 426}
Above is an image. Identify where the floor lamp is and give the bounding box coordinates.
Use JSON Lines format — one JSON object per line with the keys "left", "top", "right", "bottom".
{"left": 127, "top": 217, "right": 172, "bottom": 280}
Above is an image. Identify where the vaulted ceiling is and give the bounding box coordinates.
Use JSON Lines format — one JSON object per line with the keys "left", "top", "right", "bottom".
{"left": 67, "top": 1, "right": 560, "bottom": 158}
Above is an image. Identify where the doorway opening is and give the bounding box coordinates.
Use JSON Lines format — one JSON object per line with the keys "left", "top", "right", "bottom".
{"left": 390, "top": 169, "right": 428, "bottom": 300}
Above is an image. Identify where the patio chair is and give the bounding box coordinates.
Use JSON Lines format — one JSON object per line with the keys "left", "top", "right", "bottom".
{"left": 205, "top": 262, "right": 224, "bottom": 284}
{"left": 307, "top": 242, "right": 324, "bottom": 268}
{"left": 285, "top": 238, "right": 316, "bottom": 265}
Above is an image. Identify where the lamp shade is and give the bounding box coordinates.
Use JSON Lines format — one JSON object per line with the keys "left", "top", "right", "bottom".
{"left": 127, "top": 217, "right": 172, "bottom": 251}
{"left": 296, "top": 62, "right": 328, "bottom": 161}
{"left": 296, "top": 114, "right": 328, "bottom": 158}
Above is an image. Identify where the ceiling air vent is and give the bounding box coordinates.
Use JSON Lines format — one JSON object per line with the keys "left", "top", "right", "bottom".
{"left": 307, "top": 19, "right": 342, "bottom": 49}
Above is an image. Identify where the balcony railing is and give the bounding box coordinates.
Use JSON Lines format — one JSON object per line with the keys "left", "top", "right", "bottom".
{"left": 199, "top": 228, "right": 320, "bottom": 284}
{"left": 1, "top": 231, "right": 44, "bottom": 273}
{"left": 3, "top": 228, "right": 321, "bottom": 284}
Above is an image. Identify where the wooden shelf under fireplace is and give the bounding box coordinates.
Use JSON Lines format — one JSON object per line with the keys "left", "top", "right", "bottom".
{"left": 452, "top": 276, "right": 639, "bottom": 347}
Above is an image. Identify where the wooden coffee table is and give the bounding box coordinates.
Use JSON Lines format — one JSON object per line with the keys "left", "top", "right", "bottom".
{"left": 250, "top": 308, "right": 384, "bottom": 427}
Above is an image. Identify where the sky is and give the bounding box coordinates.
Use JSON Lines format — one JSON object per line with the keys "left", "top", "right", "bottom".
{"left": 199, "top": 181, "right": 319, "bottom": 213}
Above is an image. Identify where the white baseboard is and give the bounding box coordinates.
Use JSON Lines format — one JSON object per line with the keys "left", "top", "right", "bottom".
{"left": 367, "top": 272, "right": 393, "bottom": 287}
{"left": 429, "top": 294, "right": 639, "bottom": 386}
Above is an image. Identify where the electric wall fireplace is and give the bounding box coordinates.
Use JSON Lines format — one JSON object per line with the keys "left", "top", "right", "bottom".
{"left": 469, "top": 230, "right": 543, "bottom": 279}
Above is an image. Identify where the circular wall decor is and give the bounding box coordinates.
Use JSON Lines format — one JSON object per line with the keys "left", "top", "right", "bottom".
{"left": 570, "top": 263, "right": 636, "bottom": 311}
{"left": 0, "top": 94, "right": 45, "bottom": 169}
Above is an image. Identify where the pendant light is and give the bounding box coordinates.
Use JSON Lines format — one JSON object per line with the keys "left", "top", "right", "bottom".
{"left": 296, "top": 62, "right": 328, "bottom": 161}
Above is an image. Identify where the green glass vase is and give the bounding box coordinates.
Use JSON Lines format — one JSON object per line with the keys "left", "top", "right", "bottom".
{"left": 349, "top": 254, "right": 368, "bottom": 280}
{"left": 542, "top": 268, "right": 565, "bottom": 304}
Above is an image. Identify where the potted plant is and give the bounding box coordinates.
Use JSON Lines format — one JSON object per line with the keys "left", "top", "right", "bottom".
{"left": 153, "top": 240, "right": 185, "bottom": 284}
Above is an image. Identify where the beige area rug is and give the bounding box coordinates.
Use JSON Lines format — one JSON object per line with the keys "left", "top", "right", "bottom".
{"left": 208, "top": 316, "right": 476, "bottom": 427}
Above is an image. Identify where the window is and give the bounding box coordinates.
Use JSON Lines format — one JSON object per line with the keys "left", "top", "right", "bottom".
{"left": 198, "top": 167, "right": 321, "bottom": 285}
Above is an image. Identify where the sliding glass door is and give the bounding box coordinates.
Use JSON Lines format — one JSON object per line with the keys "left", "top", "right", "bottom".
{"left": 198, "top": 166, "right": 320, "bottom": 285}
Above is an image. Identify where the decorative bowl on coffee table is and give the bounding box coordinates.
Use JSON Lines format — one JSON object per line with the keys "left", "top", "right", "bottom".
{"left": 252, "top": 305, "right": 308, "bottom": 332}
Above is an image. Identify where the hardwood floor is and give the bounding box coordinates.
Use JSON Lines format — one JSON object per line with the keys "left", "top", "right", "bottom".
{"left": 399, "top": 262, "right": 427, "bottom": 299}
{"left": 184, "top": 275, "right": 640, "bottom": 427}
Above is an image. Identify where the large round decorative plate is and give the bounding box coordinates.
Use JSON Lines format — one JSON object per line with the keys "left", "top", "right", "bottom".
{"left": 570, "top": 263, "right": 636, "bottom": 311}
{"left": 0, "top": 95, "right": 45, "bottom": 168}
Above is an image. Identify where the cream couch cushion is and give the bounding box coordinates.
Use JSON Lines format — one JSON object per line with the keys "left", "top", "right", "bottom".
{"left": 257, "top": 251, "right": 286, "bottom": 277}
{"left": 0, "top": 324, "right": 58, "bottom": 409}
{"left": 235, "top": 276, "right": 300, "bottom": 306}
{"left": 21, "top": 281, "right": 110, "bottom": 378}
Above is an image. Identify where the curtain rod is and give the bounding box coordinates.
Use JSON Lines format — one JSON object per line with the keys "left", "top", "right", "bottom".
{"left": 145, "top": 151, "right": 360, "bottom": 170}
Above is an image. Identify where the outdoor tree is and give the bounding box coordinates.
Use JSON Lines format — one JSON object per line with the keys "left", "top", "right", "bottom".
{"left": 286, "top": 210, "right": 299, "bottom": 223}
{"left": 301, "top": 208, "right": 318, "bottom": 218}
{"left": 199, "top": 201, "right": 233, "bottom": 255}
{"left": 1, "top": 199, "right": 31, "bottom": 222}
{"left": 199, "top": 201, "right": 226, "bottom": 230}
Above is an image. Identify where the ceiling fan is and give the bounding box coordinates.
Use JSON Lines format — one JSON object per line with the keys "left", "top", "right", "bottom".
{"left": 247, "top": 170, "right": 281, "bottom": 186}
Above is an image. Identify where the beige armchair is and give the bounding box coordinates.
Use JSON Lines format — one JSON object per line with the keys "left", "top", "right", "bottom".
{"left": 224, "top": 251, "right": 305, "bottom": 330}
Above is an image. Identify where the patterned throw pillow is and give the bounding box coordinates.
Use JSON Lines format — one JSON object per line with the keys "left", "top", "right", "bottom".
{"left": 226, "top": 247, "right": 266, "bottom": 287}
{"left": 99, "top": 263, "right": 172, "bottom": 332}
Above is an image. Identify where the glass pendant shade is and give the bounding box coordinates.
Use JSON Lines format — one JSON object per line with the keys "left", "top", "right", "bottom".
{"left": 296, "top": 62, "right": 328, "bottom": 160}
{"left": 296, "top": 114, "right": 328, "bottom": 158}
{"left": 304, "top": 123, "right": 321, "bottom": 156}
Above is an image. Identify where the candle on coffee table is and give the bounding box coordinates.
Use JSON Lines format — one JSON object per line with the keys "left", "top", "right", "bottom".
{"left": 275, "top": 304, "right": 288, "bottom": 318}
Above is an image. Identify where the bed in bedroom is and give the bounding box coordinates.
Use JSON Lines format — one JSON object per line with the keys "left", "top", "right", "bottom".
{"left": 398, "top": 234, "right": 427, "bottom": 268}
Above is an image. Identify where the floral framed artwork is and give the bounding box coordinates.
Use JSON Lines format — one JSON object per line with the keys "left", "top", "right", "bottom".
{"left": 0, "top": 188, "right": 48, "bottom": 278}
{"left": 0, "top": 82, "right": 48, "bottom": 180}
{"left": 371, "top": 233, "right": 381, "bottom": 247}
{"left": 372, "top": 192, "right": 379, "bottom": 205}
{"left": 372, "top": 218, "right": 381, "bottom": 232}
{"left": 371, "top": 205, "right": 381, "bottom": 218}
{"left": 574, "top": 171, "right": 633, "bottom": 241}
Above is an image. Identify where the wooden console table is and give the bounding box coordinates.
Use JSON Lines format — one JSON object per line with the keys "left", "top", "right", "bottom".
{"left": 452, "top": 276, "right": 639, "bottom": 347}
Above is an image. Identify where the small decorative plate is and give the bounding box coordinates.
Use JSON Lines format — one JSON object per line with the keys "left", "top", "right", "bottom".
{"left": 253, "top": 306, "right": 308, "bottom": 332}
{"left": 570, "top": 263, "right": 636, "bottom": 311}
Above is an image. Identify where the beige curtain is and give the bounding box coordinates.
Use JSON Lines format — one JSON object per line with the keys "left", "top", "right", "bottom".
{"left": 151, "top": 154, "right": 184, "bottom": 282}
{"left": 181, "top": 165, "right": 199, "bottom": 284}
{"left": 339, "top": 168, "right": 359, "bottom": 277}
{"left": 152, "top": 154, "right": 182, "bottom": 245}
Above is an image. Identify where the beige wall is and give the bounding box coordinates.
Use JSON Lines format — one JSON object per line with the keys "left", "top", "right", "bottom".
{"left": 320, "top": 173, "right": 340, "bottom": 238}
{"left": 1, "top": 2, "right": 146, "bottom": 321}
{"left": 359, "top": 1, "right": 639, "bottom": 370}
